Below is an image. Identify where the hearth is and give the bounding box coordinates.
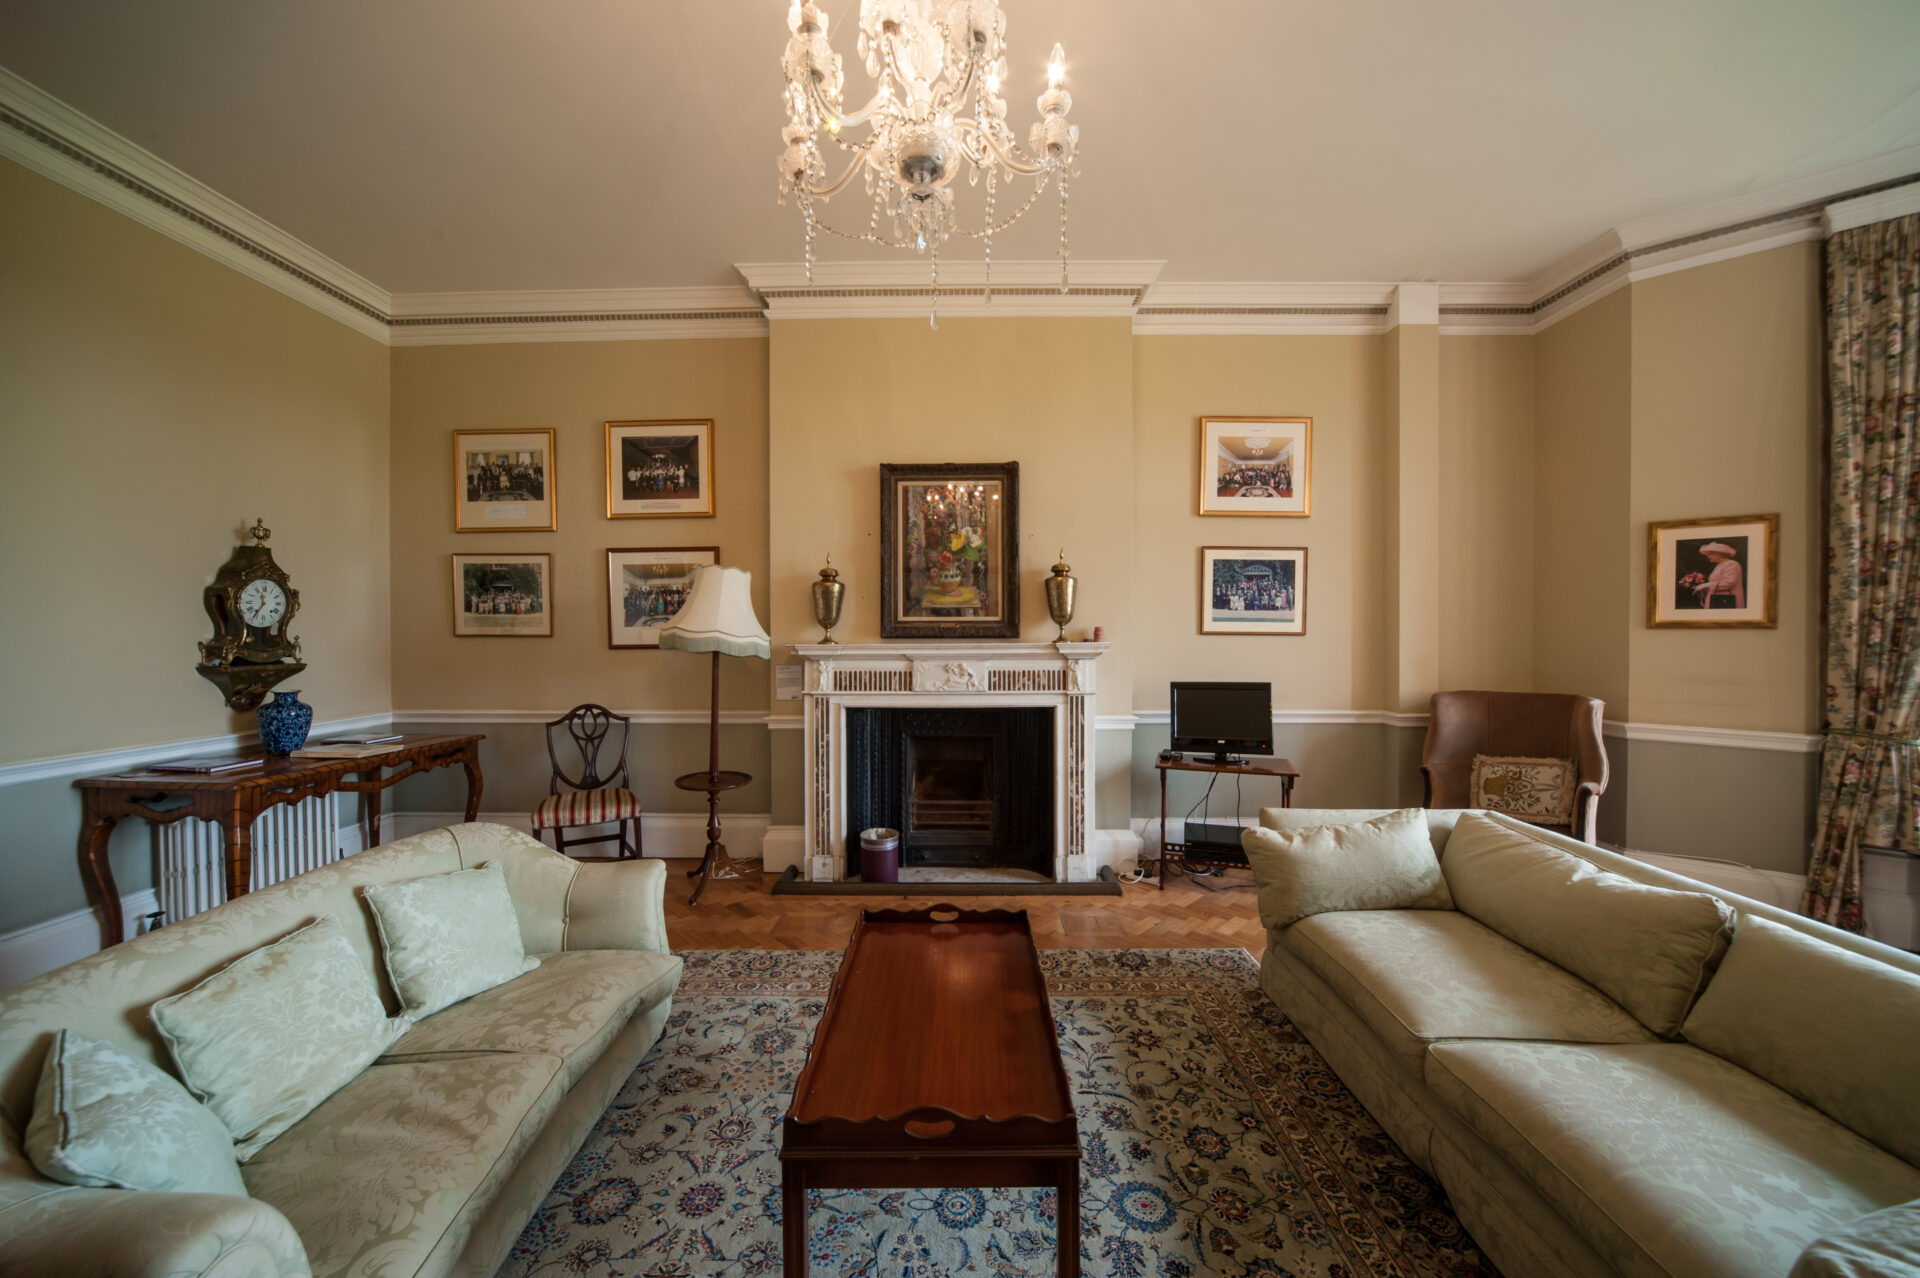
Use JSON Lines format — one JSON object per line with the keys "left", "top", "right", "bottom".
{"left": 845, "top": 708, "right": 1052, "bottom": 875}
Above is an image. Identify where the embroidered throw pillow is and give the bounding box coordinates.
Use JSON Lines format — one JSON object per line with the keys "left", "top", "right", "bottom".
{"left": 1240, "top": 807, "right": 1453, "bottom": 930}
{"left": 361, "top": 861, "right": 539, "bottom": 1020}
{"left": 151, "top": 914, "right": 409, "bottom": 1161}
{"left": 25, "top": 1029, "right": 246, "bottom": 1195}
{"left": 1470, "top": 754, "right": 1577, "bottom": 825}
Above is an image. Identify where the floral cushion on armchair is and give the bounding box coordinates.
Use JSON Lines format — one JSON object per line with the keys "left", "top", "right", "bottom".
{"left": 1470, "top": 754, "right": 1577, "bottom": 825}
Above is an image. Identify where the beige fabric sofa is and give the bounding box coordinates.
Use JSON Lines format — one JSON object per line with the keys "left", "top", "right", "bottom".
{"left": 1256, "top": 808, "right": 1920, "bottom": 1278}
{"left": 0, "top": 822, "right": 681, "bottom": 1278}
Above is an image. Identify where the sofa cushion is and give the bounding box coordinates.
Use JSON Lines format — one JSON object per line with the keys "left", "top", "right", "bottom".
{"left": 362, "top": 862, "right": 540, "bottom": 1019}
{"left": 150, "top": 915, "right": 410, "bottom": 1161}
{"left": 1441, "top": 813, "right": 1734, "bottom": 1036}
{"left": 1282, "top": 911, "right": 1655, "bottom": 1077}
{"left": 1426, "top": 1040, "right": 1920, "bottom": 1278}
{"left": 379, "top": 949, "right": 682, "bottom": 1090}
{"left": 242, "top": 1052, "right": 565, "bottom": 1278}
{"left": 1790, "top": 1199, "right": 1920, "bottom": 1278}
{"left": 1241, "top": 807, "right": 1452, "bottom": 929}
{"left": 1683, "top": 915, "right": 1920, "bottom": 1169}
{"left": 25, "top": 1028, "right": 245, "bottom": 1196}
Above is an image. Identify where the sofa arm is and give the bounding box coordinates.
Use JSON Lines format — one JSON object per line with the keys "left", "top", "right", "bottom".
{"left": 0, "top": 1183, "right": 310, "bottom": 1278}
{"left": 563, "top": 856, "right": 670, "bottom": 954}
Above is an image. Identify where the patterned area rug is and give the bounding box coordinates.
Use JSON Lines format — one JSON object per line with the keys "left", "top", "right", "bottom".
{"left": 498, "top": 949, "right": 1496, "bottom": 1278}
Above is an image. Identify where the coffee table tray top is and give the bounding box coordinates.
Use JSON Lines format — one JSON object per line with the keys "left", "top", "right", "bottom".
{"left": 782, "top": 904, "right": 1078, "bottom": 1155}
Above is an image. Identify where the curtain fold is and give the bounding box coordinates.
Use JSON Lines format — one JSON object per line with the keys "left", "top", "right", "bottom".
{"left": 1805, "top": 213, "right": 1920, "bottom": 930}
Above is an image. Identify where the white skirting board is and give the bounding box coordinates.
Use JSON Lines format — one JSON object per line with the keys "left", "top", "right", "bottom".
{"left": 0, "top": 888, "right": 159, "bottom": 990}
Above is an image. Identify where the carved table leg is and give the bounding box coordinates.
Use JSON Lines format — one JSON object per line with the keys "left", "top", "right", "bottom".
{"left": 362, "top": 774, "right": 384, "bottom": 849}
{"left": 78, "top": 810, "right": 123, "bottom": 950}
{"left": 782, "top": 1165, "right": 808, "bottom": 1278}
{"left": 462, "top": 745, "right": 484, "bottom": 823}
{"left": 222, "top": 804, "right": 255, "bottom": 905}
{"left": 1057, "top": 1160, "right": 1081, "bottom": 1278}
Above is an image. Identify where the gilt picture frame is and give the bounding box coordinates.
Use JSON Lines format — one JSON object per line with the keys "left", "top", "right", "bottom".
{"left": 879, "top": 461, "right": 1020, "bottom": 639}
{"left": 1201, "top": 547, "right": 1307, "bottom": 635}
{"left": 607, "top": 546, "right": 719, "bottom": 648}
{"left": 1647, "top": 513, "right": 1779, "bottom": 629}
{"left": 606, "top": 419, "right": 714, "bottom": 518}
{"left": 1199, "top": 417, "right": 1312, "bottom": 517}
{"left": 454, "top": 428, "right": 556, "bottom": 532}
{"left": 452, "top": 553, "right": 552, "bottom": 637}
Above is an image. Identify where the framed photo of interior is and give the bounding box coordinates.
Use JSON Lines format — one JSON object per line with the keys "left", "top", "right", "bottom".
{"left": 1199, "top": 417, "right": 1311, "bottom": 516}
{"left": 879, "top": 461, "right": 1020, "bottom": 639}
{"left": 454, "top": 428, "right": 556, "bottom": 531}
{"left": 606, "top": 419, "right": 714, "bottom": 518}
{"left": 452, "top": 553, "right": 552, "bottom": 637}
{"left": 1647, "top": 513, "right": 1779, "bottom": 629}
{"left": 606, "top": 546, "right": 719, "bottom": 648}
{"left": 1201, "top": 546, "right": 1307, "bottom": 635}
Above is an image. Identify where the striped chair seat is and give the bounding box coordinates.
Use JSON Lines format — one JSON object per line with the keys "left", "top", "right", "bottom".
{"left": 531, "top": 788, "right": 642, "bottom": 829}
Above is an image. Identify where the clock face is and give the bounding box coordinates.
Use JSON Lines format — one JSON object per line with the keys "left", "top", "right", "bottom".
{"left": 238, "top": 579, "right": 288, "bottom": 628}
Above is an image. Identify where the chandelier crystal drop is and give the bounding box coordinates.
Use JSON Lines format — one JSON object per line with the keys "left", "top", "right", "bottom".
{"left": 778, "top": 0, "right": 1080, "bottom": 327}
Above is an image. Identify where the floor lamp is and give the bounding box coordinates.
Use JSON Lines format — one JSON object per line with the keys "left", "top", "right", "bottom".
{"left": 659, "top": 564, "right": 771, "bottom": 905}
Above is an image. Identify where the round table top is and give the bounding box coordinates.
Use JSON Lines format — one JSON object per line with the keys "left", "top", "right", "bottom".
{"left": 673, "top": 769, "right": 753, "bottom": 793}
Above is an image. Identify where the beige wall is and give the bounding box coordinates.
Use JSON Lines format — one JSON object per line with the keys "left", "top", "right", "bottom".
{"left": 388, "top": 339, "right": 770, "bottom": 717}
{"left": 1132, "top": 335, "right": 1388, "bottom": 713}
{"left": 1628, "top": 243, "right": 1823, "bottom": 733}
{"left": 1532, "top": 287, "right": 1633, "bottom": 715}
{"left": 1438, "top": 336, "right": 1536, "bottom": 692}
{"left": 0, "top": 157, "right": 390, "bottom": 930}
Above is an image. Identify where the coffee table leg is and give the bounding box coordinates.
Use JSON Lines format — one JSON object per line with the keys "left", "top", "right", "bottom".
{"left": 783, "top": 1165, "right": 808, "bottom": 1278}
{"left": 1057, "top": 1160, "right": 1080, "bottom": 1278}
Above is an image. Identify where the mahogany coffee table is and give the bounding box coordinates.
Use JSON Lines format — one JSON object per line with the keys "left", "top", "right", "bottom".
{"left": 780, "top": 904, "right": 1081, "bottom": 1278}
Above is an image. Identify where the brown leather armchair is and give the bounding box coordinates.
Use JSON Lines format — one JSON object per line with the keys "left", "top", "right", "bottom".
{"left": 1421, "top": 691, "right": 1609, "bottom": 843}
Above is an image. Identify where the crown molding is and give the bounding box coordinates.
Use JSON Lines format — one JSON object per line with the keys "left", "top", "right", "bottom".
{"left": 387, "top": 286, "right": 767, "bottom": 346}
{"left": 1825, "top": 181, "right": 1920, "bottom": 236}
{"left": 735, "top": 258, "right": 1162, "bottom": 319}
{"left": 1134, "top": 281, "right": 1394, "bottom": 335}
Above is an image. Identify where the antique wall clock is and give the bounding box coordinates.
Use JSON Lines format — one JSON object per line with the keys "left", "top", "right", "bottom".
{"left": 195, "top": 518, "right": 306, "bottom": 710}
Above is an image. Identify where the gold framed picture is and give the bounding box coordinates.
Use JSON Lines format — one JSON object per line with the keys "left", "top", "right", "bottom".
{"left": 879, "top": 461, "right": 1020, "bottom": 639}
{"left": 1647, "top": 514, "right": 1779, "bottom": 629}
{"left": 1201, "top": 546, "right": 1307, "bottom": 635}
{"left": 452, "top": 553, "right": 552, "bottom": 637}
{"left": 1199, "top": 417, "right": 1311, "bottom": 517}
{"left": 606, "top": 547, "right": 719, "bottom": 648}
{"left": 606, "top": 419, "right": 714, "bottom": 518}
{"left": 453, "top": 429, "right": 556, "bottom": 532}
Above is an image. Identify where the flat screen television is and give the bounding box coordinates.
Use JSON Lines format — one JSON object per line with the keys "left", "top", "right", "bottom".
{"left": 1170, "top": 681, "right": 1273, "bottom": 760}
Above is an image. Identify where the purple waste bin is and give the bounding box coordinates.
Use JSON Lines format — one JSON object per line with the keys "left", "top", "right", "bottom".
{"left": 859, "top": 827, "right": 900, "bottom": 883}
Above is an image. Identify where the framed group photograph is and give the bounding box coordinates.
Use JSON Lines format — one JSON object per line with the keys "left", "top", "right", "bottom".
{"left": 1201, "top": 547, "right": 1307, "bottom": 635}
{"left": 606, "top": 419, "right": 714, "bottom": 518}
{"left": 452, "top": 553, "right": 552, "bottom": 637}
{"left": 1199, "top": 416, "right": 1311, "bottom": 517}
{"left": 1647, "top": 513, "right": 1779, "bottom": 629}
{"left": 454, "top": 428, "right": 555, "bottom": 531}
{"left": 607, "top": 547, "right": 718, "bottom": 648}
{"left": 879, "top": 461, "right": 1020, "bottom": 639}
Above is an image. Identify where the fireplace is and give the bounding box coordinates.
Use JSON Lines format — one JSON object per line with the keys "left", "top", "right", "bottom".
{"left": 845, "top": 708, "right": 1052, "bottom": 874}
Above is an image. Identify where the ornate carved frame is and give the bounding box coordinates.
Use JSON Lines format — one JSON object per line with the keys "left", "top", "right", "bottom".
{"left": 878, "top": 461, "right": 1021, "bottom": 639}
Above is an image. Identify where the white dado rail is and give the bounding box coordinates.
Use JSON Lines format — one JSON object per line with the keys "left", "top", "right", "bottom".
{"left": 794, "top": 642, "right": 1109, "bottom": 882}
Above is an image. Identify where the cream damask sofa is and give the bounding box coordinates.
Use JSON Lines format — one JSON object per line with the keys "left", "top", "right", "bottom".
{"left": 0, "top": 822, "right": 682, "bottom": 1278}
{"left": 1256, "top": 808, "right": 1920, "bottom": 1278}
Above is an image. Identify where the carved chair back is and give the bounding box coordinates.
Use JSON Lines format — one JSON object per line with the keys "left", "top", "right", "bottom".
{"left": 544, "top": 704, "right": 633, "bottom": 795}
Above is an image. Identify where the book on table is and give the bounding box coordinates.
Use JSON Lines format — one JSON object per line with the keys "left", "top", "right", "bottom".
{"left": 148, "top": 756, "right": 265, "bottom": 775}
{"left": 290, "top": 736, "right": 413, "bottom": 759}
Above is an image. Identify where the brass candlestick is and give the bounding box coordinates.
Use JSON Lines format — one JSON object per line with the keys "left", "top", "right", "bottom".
{"left": 1045, "top": 549, "right": 1076, "bottom": 640}
{"left": 811, "top": 555, "right": 844, "bottom": 642}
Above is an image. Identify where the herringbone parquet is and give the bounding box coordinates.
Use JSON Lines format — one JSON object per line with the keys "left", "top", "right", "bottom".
{"left": 661, "top": 860, "right": 1268, "bottom": 955}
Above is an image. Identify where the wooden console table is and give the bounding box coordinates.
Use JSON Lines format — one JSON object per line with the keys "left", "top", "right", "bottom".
{"left": 1155, "top": 754, "right": 1298, "bottom": 888}
{"left": 74, "top": 734, "right": 484, "bottom": 948}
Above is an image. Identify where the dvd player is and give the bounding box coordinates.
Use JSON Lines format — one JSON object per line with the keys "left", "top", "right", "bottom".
{"left": 1182, "top": 821, "right": 1247, "bottom": 853}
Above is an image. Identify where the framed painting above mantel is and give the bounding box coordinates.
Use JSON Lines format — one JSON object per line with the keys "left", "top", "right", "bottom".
{"left": 879, "top": 461, "right": 1020, "bottom": 639}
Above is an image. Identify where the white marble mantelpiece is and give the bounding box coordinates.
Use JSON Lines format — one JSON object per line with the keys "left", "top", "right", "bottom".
{"left": 793, "top": 642, "right": 1109, "bottom": 882}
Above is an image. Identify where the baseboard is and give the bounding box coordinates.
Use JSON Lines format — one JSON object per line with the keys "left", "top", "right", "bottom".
{"left": 762, "top": 824, "right": 805, "bottom": 873}
{"left": 1, "top": 888, "right": 159, "bottom": 989}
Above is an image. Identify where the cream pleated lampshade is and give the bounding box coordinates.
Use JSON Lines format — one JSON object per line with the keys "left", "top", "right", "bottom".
{"left": 658, "top": 565, "right": 770, "bottom": 660}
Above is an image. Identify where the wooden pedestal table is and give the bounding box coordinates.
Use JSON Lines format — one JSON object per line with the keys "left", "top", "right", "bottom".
{"left": 674, "top": 768, "right": 756, "bottom": 906}
{"left": 780, "top": 905, "right": 1081, "bottom": 1278}
{"left": 1154, "top": 754, "right": 1299, "bottom": 889}
{"left": 74, "top": 734, "right": 485, "bottom": 948}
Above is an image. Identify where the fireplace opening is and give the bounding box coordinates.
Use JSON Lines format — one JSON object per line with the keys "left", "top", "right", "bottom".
{"left": 845, "top": 707, "right": 1052, "bottom": 875}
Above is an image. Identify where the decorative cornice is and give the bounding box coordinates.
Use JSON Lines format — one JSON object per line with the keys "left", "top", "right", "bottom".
{"left": 386, "top": 286, "right": 768, "bottom": 345}
{"left": 736, "top": 259, "right": 1163, "bottom": 319}
{"left": 1825, "top": 182, "right": 1920, "bottom": 236}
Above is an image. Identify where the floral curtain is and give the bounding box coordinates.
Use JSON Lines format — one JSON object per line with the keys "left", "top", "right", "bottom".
{"left": 1805, "top": 213, "right": 1920, "bottom": 930}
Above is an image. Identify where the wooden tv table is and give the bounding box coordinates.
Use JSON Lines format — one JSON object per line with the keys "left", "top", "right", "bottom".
{"left": 780, "top": 905, "right": 1081, "bottom": 1278}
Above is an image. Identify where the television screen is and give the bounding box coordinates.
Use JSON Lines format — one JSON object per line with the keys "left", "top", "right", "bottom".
{"left": 1170, "top": 682, "right": 1273, "bottom": 756}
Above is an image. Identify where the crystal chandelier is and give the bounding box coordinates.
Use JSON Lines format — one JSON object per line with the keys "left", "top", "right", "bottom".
{"left": 777, "top": 0, "right": 1080, "bottom": 327}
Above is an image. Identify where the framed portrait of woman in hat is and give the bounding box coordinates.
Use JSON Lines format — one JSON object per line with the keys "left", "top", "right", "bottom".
{"left": 1646, "top": 513, "right": 1778, "bottom": 628}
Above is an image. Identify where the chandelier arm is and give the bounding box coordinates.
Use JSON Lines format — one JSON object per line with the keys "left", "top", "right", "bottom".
{"left": 799, "top": 141, "right": 879, "bottom": 199}
{"left": 802, "top": 77, "right": 887, "bottom": 133}
{"left": 950, "top": 121, "right": 1051, "bottom": 176}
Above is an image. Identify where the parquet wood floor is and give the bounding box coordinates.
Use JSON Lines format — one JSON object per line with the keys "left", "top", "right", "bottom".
{"left": 660, "top": 860, "right": 1268, "bottom": 956}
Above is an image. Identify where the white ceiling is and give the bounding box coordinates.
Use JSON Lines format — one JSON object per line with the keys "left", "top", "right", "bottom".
{"left": 5, "top": 0, "right": 1920, "bottom": 294}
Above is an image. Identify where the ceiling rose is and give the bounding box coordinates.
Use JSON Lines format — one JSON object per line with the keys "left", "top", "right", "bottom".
{"left": 778, "top": 0, "right": 1080, "bottom": 326}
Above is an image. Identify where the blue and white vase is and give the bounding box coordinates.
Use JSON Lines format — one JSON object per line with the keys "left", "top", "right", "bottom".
{"left": 257, "top": 690, "right": 313, "bottom": 756}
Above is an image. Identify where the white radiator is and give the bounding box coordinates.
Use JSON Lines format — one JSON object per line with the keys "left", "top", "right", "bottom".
{"left": 157, "top": 795, "right": 343, "bottom": 924}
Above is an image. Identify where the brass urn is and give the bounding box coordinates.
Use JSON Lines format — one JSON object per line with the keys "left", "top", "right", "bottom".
{"left": 811, "top": 556, "right": 845, "bottom": 642}
{"left": 1045, "top": 549, "right": 1076, "bottom": 640}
